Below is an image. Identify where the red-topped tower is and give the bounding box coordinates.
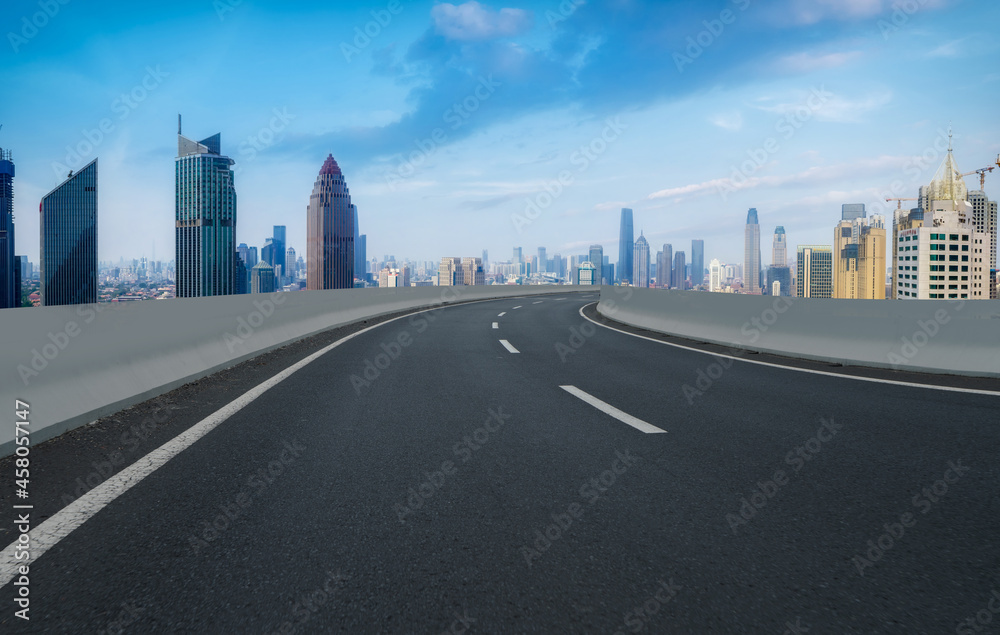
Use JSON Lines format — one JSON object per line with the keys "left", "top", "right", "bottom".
{"left": 307, "top": 154, "right": 354, "bottom": 290}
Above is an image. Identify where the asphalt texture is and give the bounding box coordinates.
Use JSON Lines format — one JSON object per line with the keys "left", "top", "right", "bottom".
{"left": 2, "top": 291, "right": 999, "bottom": 634}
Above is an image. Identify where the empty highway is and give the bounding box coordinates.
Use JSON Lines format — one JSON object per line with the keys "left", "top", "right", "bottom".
{"left": 3, "top": 291, "right": 999, "bottom": 633}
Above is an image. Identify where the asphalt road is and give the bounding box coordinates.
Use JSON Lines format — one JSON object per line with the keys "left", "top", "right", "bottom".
{"left": 3, "top": 291, "right": 1000, "bottom": 634}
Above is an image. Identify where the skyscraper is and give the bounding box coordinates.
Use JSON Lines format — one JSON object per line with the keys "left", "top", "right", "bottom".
{"left": 250, "top": 260, "right": 276, "bottom": 293}
{"left": 633, "top": 233, "right": 650, "bottom": 288}
{"left": 270, "top": 226, "right": 286, "bottom": 270}
{"left": 577, "top": 261, "right": 597, "bottom": 285}
{"left": 618, "top": 208, "right": 634, "bottom": 284}
{"left": 537, "top": 247, "right": 547, "bottom": 273}
{"left": 659, "top": 244, "right": 673, "bottom": 288}
{"left": 358, "top": 235, "right": 367, "bottom": 281}
{"left": 285, "top": 247, "right": 297, "bottom": 282}
{"left": 672, "top": 251, "right": 686, "bottom": 290}
{"left": 709, "top": 259, "right": 723, "bottom": 292}
{"left": 796, "top": 245, "right": 832, "bottom": 298}
{"left": 513, "top": 247, "right": 522, "bottom": 264}
{"left": 352, "top": 203, "right": 364, "bottom": 278}
{"left": 589, "top": 245, "right": 604, "bottom": 283}
{"left": 744, "top": 208, "right": 761, "bottom": 294}
{"left": 772, "top": 226, "right": 787, "bottom": 267}
{"left": 307, "top": 154, "right": 354, "bottom": 290}
{"left": 0, "top": 145, "right": 15, "bottom": 309}
{"left": 841, "top": 204, "right": 866, "bottom": 222}
{"left": 969, "top": 190, "right": 997, "bottom": 271}
{"left": 40, "top": 159, "right": 98, "bottom": 306}
{"left": 175, "top": 122, "right": 237, "bottom": 297}
{"left": 691, "top": 239, "right": 705, "bottom": 287}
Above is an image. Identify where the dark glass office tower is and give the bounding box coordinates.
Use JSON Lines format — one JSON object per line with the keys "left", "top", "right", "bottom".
{"left": 307, "top": 154, "right": 354, "bottom": 290}
{"left": 691, "top": 239, "right": 705, "bottom": 287}
{"left": 175, "top": 122, "right": 237, "bottom": 298}
{"left": 271, "top": 226, "right": 286, "bottom": 269}
{"left": 40, "top": 159, "right": 98, "bottom": 306}
{"left": 618, "top": 208, "right": 633, "bottom": 284}
{"left": 0, "top": 146, "right": 15, "bottom": 308}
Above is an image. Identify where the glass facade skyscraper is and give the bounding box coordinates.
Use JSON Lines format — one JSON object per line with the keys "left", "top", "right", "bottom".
{"left": 744, "top": 208, "right": 761, "bottom": 293}
{"left": 691, "top": 239, "right": 705, "bottom": 287}
{"left": 0, "top": 146, "right": 16, "bottom": 309}
{"left": 589, "top": 245, "right": 604, "bottom": 284}
{"left": 633, "top": 233, "right": 650, "bottom": 288}
{"left": 175, "top": 127, "right": 237, "bottom": 297}
{"left": 618, "top": 208, "right": 634, "bottom": 284}
{"left": 41, "top": 159, "right": 98, "bottom": 306}
{"left": 307, "top": 154, "right": 354, "bottom": 290}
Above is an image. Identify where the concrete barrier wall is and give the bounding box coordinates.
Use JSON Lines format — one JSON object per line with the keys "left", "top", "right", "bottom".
{"left": 0, "top": 286, "right": 584, "bottom": 455}
{"left": 598, "top": 287, "right": 1000, "bottom": 378}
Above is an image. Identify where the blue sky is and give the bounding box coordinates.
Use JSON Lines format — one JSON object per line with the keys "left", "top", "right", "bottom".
{"left": 4, "top": 0, "right": 999, "bottom": 267}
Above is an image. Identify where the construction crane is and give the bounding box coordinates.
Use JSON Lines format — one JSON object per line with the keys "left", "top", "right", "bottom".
{"left": 886, "top": 197, "right": 917, "bottom": 210}
{"left": 958, "top": 166, "right": 995, "bottom": 190}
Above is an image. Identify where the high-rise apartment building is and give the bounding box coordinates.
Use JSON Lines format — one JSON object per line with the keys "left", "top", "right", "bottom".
{"left": 744, "top": 208, "right": 761, "bottom": 293}
{"left": 462, "top": 257, "right": 485, "bottom": 286}
{"left": 709, "top": 259, "right": 722, "bottom": 292}
{"left": 618, "top": 208, "right": 634, "bottom": 284}
{"left": 577, "top": 261, "right": 597, "bottom": 285}
{"left": 633, "top": 233, "right": 650, "bottom": 288}
{"left": 672, "top": 251, "right": 686, "bottom": 290}
{"left": 0, "top": 146, "right": 15, "bottom": 309}
{"left": 834, "top": 215, "right": 886, "bottom": 299}
{"left": 895, "top": 149, "right": 988, "bottom": 300}
{"left": 250, "top": 260, "right": 276, "bottom": 293}
{"left": 307, "top": 154, "right": 354, "bottom": 290}
{"left": 41, "top": 159, "right": 98, "bottom": 306}
{"left": 968, "top": 190, "right": 997, "bottom": 271}
{"left": 772, "top": 226, "right": 787, "bottom": 267}
{"left": 690, "top": 239, "right": 705, "bottom": 287}
{"left": 796, "top": 245, "right": 832, "bottom": 298}
{"left": 175, "top": 123, "right": 237, "bottom": 297}
{"left": 438, "top": 257, "right": 483, "bottom": 286}
{"left": 379, "top": 266, "right": 410, "bottom": 288}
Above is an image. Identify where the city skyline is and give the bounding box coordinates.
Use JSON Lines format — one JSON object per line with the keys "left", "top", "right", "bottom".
{"left": 3, "top": 0, "right": 998, "bottom": 267}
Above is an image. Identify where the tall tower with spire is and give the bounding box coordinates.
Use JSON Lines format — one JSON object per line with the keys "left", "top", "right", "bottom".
{"left": 632, "top": 231, "right": 650, "bottom": 288}
{"left": 307, "top": 154, "right": 355, "bottom": 290}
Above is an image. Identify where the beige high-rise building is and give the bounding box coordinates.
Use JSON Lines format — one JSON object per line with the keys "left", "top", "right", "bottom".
{"left": 438, "top": 257, "right": 484, "bottom": 286}
{"left": 834, "top": 216, "right": 886, "bottom": 299}
{"left": 379, "top": 266, "right": 410, "bottom": 288}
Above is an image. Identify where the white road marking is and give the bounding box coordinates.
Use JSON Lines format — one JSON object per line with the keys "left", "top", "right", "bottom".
{"left": 579, "top": 303, "right": 1000, "bottom": 397}
{"left": 560, "top": 385, "right": 666, "bottom": 434}
{"left": 498, "top": 312, "right": 506, "bottom": 317}
{"left": 512, "top": 306, "right": 523, "bottom": 310}
{"left": 492, "top": 322, "right": 499, "bottom": 329}
{"left": 0, "top": 295, "right": 559, "bottom": 588}
{"left": 533, "top": 301, "right": 544, "bottom": 304}
{"left": 499, "top": 339, "right": 520, "bottom": 354}
{"left": 554, "top": 298, "right": 567, "bottom": 301}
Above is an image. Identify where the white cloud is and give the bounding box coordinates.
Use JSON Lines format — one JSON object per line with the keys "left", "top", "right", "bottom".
{"left": 777, "top": 51, "right": 863, "bottom": 73}
{"left": 926, "top": 38, "right": 966, "bottom": 58}
{"left": 752, "top": 88, "right": 892, "bottom": 123}
{"left": 709, "top": 112, "right": 743, "bottom": 131}
{"left": 432, "top": 1, "right": 534, "bottom": 41}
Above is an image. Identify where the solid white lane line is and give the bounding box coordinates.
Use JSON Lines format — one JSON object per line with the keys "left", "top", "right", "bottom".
{"left": 500, "top": 340, "right": 520, "bottom": 354}
{"left": 579, "top": 303, "right": 1000, "bottom": 397}
{"left": 498, "top": 312, "right": 507, "bottom": 317}
{"left": 560, "top": 385, "right": 667, "bottom": 434}
{"left": 0, "top": 294, "right": 555, "bottom": 588}
{"left": 492, "top": 322, "right": 499, "bottom": 329}
{"left": 512, "top": 306, "right": 523, "bottom": 310}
